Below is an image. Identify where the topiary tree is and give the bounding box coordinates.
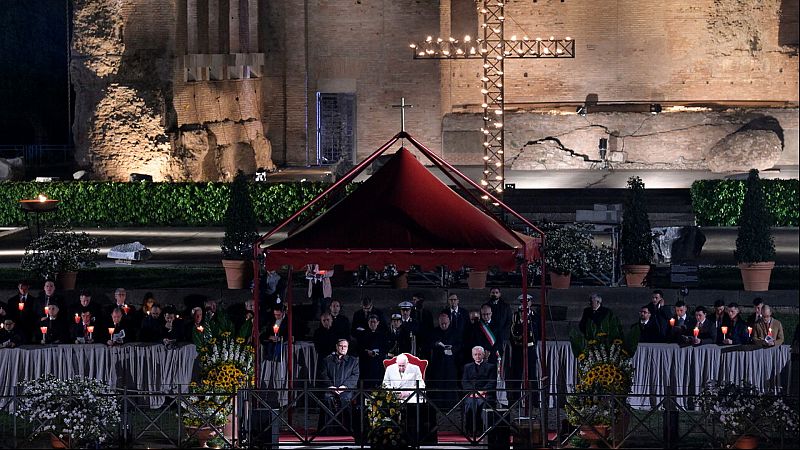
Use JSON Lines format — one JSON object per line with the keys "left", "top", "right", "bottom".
{"left": 735, "top": 169, "right": 775, "bottom": 263}
{"left": 620, "top": 176, "right": 654, "bottom": 265}
{"left": 221, "top": 171, "right": 259, "bottom": 260}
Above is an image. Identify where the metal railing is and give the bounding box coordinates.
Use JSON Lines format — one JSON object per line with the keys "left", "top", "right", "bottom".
{"left": 0, "top": 384, "right": 796, "bottom": 448}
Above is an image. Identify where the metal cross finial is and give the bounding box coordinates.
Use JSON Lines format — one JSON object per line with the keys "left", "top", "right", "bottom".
{"left": 391, "top": 97, "right": 414, "bottom": 132}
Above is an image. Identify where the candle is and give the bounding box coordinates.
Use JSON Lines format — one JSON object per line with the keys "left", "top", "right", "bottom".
{"left": 87, "top": 325, "right": 94, "bottom": 334}
{"left": 273, "top": 324, "right": 280, "bottom": 336}
{"left": 669, "top": 318, "right": 675, "bottom": 327}
{"left": 74, "top": 313, "right": 80, "bottom": 324}
{"left": 43, "top": 307, "right": 48, "bottom": 316}
{"left": 721, "top": 326, "right": 728, "bottom": 340}
{"left": 196, "top": 325, "right": 204, "bottom": 333}
{"left": 693, "top": 327, "right": 699, "bottom": 338}
{"left": 38, "top": 193, "right": 47, "bottom": 202}
{"left": 768, "top": 327, "right": 773, "bottom": 337}
{"left": 747, "top": 326, "right": 753, "bottom": 337}
{"left": 108, "top": 327, "right": 115, "bottom": 338}
{"left": 18, "top": 302, "right": 24, "bottom": 311}
{"left": 40, "top": 326, "right": 48, "bottom": 335}
{"left": 122, "top": 304, "right": 130, "bottom": 315}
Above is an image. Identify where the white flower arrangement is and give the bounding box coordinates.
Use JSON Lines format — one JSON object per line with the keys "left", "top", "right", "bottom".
{"left": 698, "top": 381, "right": 799, "bottom": 438}
{"left": 15, "top": 375, "right": 120, "bottom": 445}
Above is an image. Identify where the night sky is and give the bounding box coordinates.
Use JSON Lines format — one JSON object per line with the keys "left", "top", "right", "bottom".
{"left": 0, "top": 0, "right": 70, "bottom": 145}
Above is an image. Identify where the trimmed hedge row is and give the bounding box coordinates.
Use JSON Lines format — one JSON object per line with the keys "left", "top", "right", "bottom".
{"left": 691, "top": 179, "right": 799, "bottom": 227}
{"left": 0, "top": 181, "right": 330, "bottom": 227}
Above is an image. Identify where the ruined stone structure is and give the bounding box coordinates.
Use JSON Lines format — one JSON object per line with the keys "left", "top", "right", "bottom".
{"left": 70, "top": 0, "right": 798, "bottom": 181}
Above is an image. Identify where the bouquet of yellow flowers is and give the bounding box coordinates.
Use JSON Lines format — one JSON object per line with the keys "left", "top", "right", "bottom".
{"left": 567, "top": 315, "right": 636, "bottom": 427}
{"left": 366, "top": 388, "right": 407, "bottom": 449}
{"left": 183, "top": 310, "right": 254, "bottom": 428}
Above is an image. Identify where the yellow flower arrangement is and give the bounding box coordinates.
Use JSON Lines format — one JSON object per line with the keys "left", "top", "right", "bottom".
{"left": 568, "top": 315, "right": 636, "bottom": 427}
{"left": 182, "top": 311, "right": 254, "bottom": 429}
{"left": 366, "top": 388, "right": 407, "bottom": 449}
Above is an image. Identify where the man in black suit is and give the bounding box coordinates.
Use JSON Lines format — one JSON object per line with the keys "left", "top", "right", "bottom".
{"left": 429, "top": 312, "right": 462, "bottom": 407}
{"left": 40, "top": 304, "right": 70, "bottom": 344}
{"left": 687, "top": 306, "right": 717, "bottom": 346}
{"left": 466, "top": 305, "right": 503, "bottom": 365}
{"left": 636, "top": 306, "right": 665, "bottom": 343}
{"left": 106, "top": 307, "right": 136, "bottom": 345}
{"left": 36, "top": 280, "right": 65, "bottom": 320}
{"left": 351, "top": 297, "right": 386, "bottom": 338}
{"left": 0, "top": 318, "right": 25, "bottom": 348}
{"left": 443, "top": 293, "right": 469, "bottom": 337}
{"left": 328, "top": 299, "right": 351, "bottom": 340}
{"left": 669, "top": 300, "right": 696, "bottom": 345}
{"left": 579, "top": 293, "right": 613, "bottom": 335}
{"left": 70, "top": 290, "right": 102, "bottom": 322}
{"left": 486, "top": 288, "right": 512, "bottom": 345}
{"left": 70, "top": 310, "right": 97, "bottom": 343}
{"left": 462, "top": 346, "right": 497, "bottom": 438}
{"left": 318, "top": 339, "right": 360, "bottom": 434}
{"left": 645, "top": 290, "right": 673, "bottom": 324}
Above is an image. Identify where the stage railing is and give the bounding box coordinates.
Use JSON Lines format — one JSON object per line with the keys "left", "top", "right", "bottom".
{"left": 0, "top": 384, "right": 796, "bottom": 448}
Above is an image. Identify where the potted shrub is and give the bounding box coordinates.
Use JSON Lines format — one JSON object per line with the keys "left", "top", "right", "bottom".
{"left": 541, "top": 222, "right": 604, "bottom": 289}
{"left": 20, "top": 227, "right": 102, "bottom": 289}
{"left": 221, "top": 170, "right": 260, "bottom": 289}
{"left": 15, "top": 374, "right": 120, "bottom": 448}
{"left": 620, "top": 176, "right": 654, "bottom": 287}
{"left": 734, "top": 169, "right": 776, "bottom": 291}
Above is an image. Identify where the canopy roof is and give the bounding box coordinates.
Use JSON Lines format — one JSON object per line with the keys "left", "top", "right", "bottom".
{"left": 264, "top": 146, "right": 539, "bottom": 271}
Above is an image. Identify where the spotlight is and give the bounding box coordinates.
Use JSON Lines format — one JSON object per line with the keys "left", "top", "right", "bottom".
{"left": 599, "top": 138, "right": 608, "bottom": 160}
{"left": 649, "top": 103, "right": 662, "bottom": 114}
{"left": 576, "top": 105, "right": 587, "bottom": 116}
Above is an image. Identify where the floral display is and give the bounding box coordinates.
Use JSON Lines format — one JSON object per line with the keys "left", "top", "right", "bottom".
{"left": 366, "top": 388, "right": 407, "bottom": 449}
{"left": 183, "top": 313, "right": 254, "bottom": 428}
{"left": 15, "top": 374, "right": 120, "bottom": 446}
{"left": 698, "top": 381, "right": 799, "bottom": 440}
{"left": 567, "top": 315, "right": 636, "bottom": 427}
{"left": 20, "top": 227, "right": 102, "bottom": 279}
{"left": 529, "top": 222, "right": 613, "bottom": 278}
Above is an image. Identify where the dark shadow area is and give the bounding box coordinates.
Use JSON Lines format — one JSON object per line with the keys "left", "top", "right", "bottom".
{"left": 736, "top": 115, "right": 785, "bottom": 147}
{"left": 779, "top": 0, "right": 799, "bottom": 49}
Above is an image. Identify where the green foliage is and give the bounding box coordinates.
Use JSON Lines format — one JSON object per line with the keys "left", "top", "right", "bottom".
{"left": 19, "top": 226, "right": 102, "bottom": 279}
{"left": 221, "top": 172, "right": 259, "bottom": 260}
{"left": 690, "top": 178, "right": 799, "bottom": 226}
{"left": 620, "top": 176, "right": 654, "bottom": 265}
{"left": 734, "top": 169, "right": 776, "bottom": 263}
{"left": 0, "top": 181, "right": 330, "bottom": 227}
{"left": 540, "top": 222, "right": 611, "bottom": 277}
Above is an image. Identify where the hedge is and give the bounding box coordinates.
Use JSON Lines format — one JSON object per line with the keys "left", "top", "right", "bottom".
{"left": 0, "top": 181, "right": 334, "bottom": 227}
{"left": 691, "top": 179, "right": 799, "bottom": 227}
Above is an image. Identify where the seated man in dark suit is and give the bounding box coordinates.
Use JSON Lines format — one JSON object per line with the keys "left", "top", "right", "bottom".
{"left": 462, "top": 345, "right": 497, "bottom": 438}
{"left": 0, "top": 318, "right": 25, "bottom": 348}
{"left": 106, "top": 307, "right": 136, "bottom": 346}
{"left": 318, "top": 339, "right": 360, "bottom": 435}
{"left": 70, "top": 310, "right": 97, "bottom": 344}
{"left": 40, "top": 304, "right": 70, "bottom": 344}
{"left": 636, "top": 306, "right": 666, "bottom": 343}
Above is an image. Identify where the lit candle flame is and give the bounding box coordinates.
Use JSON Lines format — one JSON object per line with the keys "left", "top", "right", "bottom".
{"left": 197, "top": 326, "right": 204, "bottom": 333}
{"left": 108, "top": 327, "right": 115, "bottom": 337}
{"left": 273, "top": 324, "right": 280, "bottom": 335}
{"left": 87, "top": 326, "right": 94, "bottom": 334}
{"left": 74, "top": 313, "right": 80, "bottom": 324}
{"left": 721, "top": 326, "right": 728, "bottom": 338}
{"left": 693, "top": 327, "right": 699, "bottom": 338}
{"left": 38, "top": 194, "right": 47, "bottom": 202}
{"left": 747, "top": 326, "right": 753, "bottom": 336}
{"left": 18, "top": 302, "right": 24, "bottom": 311}
{"left": 40, "top": 326, "right": 48, "bottom": 335}
{"left": 669, "top": 318, "right": 675, "bottom": 327}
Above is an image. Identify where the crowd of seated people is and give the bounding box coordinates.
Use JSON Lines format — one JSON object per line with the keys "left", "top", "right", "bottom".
{"left": 0, "top": 280, "right": 257, "bottom": 349}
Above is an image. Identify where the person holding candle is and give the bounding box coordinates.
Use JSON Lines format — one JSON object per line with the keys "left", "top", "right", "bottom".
{"left": 686, "top": 306, "right": 716, "bottom": 346}
{"left": 669, "top": 300, "right": 697, "bottom": 345}
{"left": 262, "top": 306, "right": 288, "bottom": 361}
{"left": 36, "top": 280, "right": 64, "bottom": 321}
{"left": 41, "top": 304, "right": 69, "bottom": 344}
{"left": 106, "top": 307, "right": 136, "bottom": 346}
{"left": 753, "top": 304, "right": 785, "bottom": 347}
{"left": 720, "top": 302, "right": 750, "bottom": 345}
{"left": 747, "top": 297, "right": 765, "bottom": 327}
{"left": 161, "top": 305, "right": 185, "bottom": 345}
{"left": 71, "top": 310, "right": 96, "bottom": 344}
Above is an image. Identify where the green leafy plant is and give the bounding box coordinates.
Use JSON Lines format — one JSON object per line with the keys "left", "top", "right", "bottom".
{"left": 221, "top": 171, "right": 259, "bottom": 260}
{"left": 690, "top": 178, "right": 799, "bottom": 227}
{"left": 536, "top": 222, "right": 612, "bottom": 277}
{"left": 568, "top": 316, "right": 636, "bottom": 427}
{"left": 15, "top": 375, "right": 120, "bottom": 446}
{"left": 734, "top": 169, "right": 776, "bottom": 264}
{"left": 20, "top": 227, "right": 102, "bottom": 279}
{"left": 620, "top": 176, "right": 654, "bottom": 265}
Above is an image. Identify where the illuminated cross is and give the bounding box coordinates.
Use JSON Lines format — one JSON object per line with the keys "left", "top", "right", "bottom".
{"left": 391, "top": 97, "right": 414, "bottom": 132}
{"left": 410, "top": 1, "right": 575, "bottom": 200}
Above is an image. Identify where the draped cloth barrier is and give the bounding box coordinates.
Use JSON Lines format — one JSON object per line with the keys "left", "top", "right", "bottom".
{"left": 0, "top": 343, "right": 197, "bottom": 410}
{"left": 1, "top": 341, "right": 787, "bottom": 410}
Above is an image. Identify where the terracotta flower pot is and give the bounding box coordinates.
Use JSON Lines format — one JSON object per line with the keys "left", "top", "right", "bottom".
{"left": 222, "top": 259, "right": 248, "bottom": 289}
{"left": 467, "top": 271, "right": 487, "bottom": 289}
{"left": 56, "top": 271, "right": 78, "bottom": 291}
{"left": 733, "top": 434, "right": 759, "bottom": 449}
{"left": 49, "top": 433, "right": 72, "bottom": 449}
{"left": 185, "top": 425, "right": 217, "bottom": 448}
{"left": 622, "top": 264, "right": 650, "bottom": 287}
{"left": 579, "top": 424, "right": 610, "bottom": 448}
{"left": 549, "top": 271, "right": 571, "bottom": 289}
{"left": 738, "top": 261, "right": 774, "bottom": 292}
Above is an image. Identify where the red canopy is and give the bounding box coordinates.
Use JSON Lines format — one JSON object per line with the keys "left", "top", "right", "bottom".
{"left": 264, "top": 147, "right": 539, "bottom": 271}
